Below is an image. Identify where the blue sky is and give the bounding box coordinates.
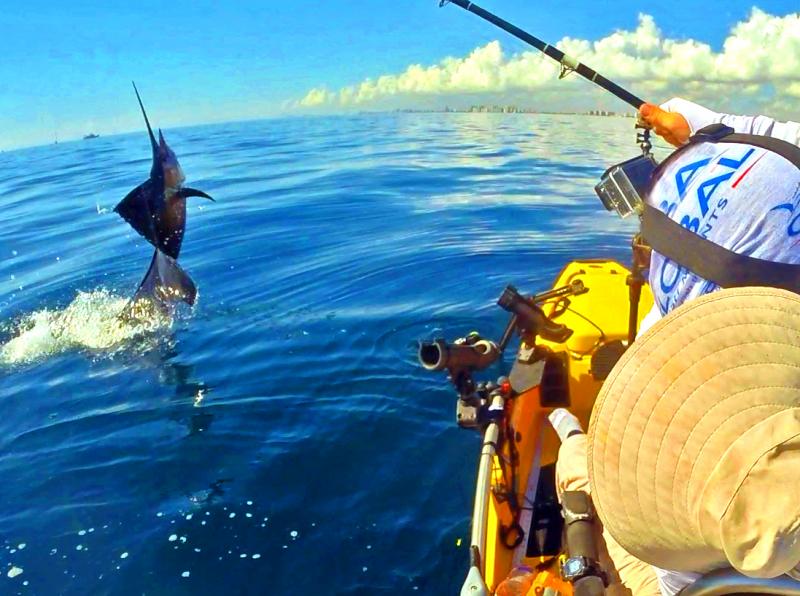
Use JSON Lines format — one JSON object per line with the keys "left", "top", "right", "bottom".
{"left": 1, "top": 0, "right": 798, "bottom": 150}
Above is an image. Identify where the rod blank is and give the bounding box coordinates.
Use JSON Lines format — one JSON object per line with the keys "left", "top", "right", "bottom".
{"left": 441, "top": 0, "right": 646, "bottom": 109}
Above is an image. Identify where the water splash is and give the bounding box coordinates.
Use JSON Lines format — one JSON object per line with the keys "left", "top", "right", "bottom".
{"left": 0, "top": 289, "right": 171, "bottom": 365}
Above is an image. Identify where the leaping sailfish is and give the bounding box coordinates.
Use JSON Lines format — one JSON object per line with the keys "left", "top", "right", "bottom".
{"left": 114, "top": 82, "right": 213, "bottom": 315}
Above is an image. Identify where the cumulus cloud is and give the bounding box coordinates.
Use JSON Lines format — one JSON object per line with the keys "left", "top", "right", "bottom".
{"left": 297, "top": 9, "right": 800, "bottom": 117}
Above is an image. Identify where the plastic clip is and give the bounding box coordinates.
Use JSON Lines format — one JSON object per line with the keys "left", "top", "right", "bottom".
{"left": 558, "top": 64, "right": 574, "bottom": 80}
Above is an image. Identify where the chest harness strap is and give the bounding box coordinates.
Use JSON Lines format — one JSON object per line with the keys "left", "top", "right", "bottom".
{"left": 640, "top": 123, "right": 800, "bottom": 293}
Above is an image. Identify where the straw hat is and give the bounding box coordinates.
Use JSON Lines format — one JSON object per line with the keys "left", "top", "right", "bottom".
{"left": 587, "top": 286, "right": 800, "bottom": 578}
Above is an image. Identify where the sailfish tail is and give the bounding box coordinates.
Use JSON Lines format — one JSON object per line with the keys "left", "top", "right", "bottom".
{"left": 122, "top": 250, "right": 197, "bottom": 320}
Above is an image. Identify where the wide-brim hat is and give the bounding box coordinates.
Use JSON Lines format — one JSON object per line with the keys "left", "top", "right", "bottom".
{"left": 588, "top": 287, "right": 800, "bottom": 577}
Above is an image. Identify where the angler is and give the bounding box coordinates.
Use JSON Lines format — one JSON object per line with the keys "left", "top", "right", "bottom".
{"left": 430, "top": 2, "right": 800, "bottom": 595}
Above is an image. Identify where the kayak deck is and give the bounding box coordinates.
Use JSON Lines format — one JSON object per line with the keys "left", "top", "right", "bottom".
{"left": 481, "top": 259, "right": 653, "bottom": 592}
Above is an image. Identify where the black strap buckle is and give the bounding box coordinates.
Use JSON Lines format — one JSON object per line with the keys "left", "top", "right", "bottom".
{"left": 690, "top": 123, "right": 735, "bottom": 143}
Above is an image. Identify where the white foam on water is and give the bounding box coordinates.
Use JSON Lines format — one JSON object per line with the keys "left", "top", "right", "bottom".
{"left": 0, "top": 289, "right": 172, "bottom": 365}
{"left": 7, "top": 566, "right": 23, "bottom": 578}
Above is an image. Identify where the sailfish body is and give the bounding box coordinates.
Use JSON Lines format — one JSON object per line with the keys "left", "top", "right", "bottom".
{"left": 114, "top": 83, "right": 213, "bottom": 312}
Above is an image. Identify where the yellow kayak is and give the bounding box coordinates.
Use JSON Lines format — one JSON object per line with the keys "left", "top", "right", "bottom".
{"left": 462, "top": 259, "right": 652, "bottom": 595}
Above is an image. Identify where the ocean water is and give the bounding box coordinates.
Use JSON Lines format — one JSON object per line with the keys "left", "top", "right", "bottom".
{"left": 0, "top": 113, "right": 644, "bottom": 595}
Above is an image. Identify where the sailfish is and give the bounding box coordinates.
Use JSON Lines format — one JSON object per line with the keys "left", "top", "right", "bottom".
{"left": 115, "top": 82, "right": 213, "bottom": 315}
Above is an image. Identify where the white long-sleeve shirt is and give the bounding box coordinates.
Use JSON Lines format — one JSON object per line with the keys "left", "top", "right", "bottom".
{"left": 639, "top": 99, "right": 800, "bottom": 595}
{"left": 660, "top": 97, "right": 800, "bottom": 146}
{"left": 641, "top": 98, "right": 800, "bottom": 320}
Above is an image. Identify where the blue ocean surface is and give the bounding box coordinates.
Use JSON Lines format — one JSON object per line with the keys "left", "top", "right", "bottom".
{"left": 0, "top": 113, "right": 642, "bottom": 595}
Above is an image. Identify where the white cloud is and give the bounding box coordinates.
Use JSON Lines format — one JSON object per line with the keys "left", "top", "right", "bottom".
{"left": 297, "top": 9, "right": 800, "bottom": 117}
{"left": 299, "top": 87, "right": 335, "bottom": 107}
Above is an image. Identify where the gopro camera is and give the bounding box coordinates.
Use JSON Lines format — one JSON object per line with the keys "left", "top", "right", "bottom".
{"left": 595, "top": 154, "right": 658, "bottom": 219}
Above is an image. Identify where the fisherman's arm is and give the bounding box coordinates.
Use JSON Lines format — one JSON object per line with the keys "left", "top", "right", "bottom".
{"left": 639, "top": 97, "right": 800, "bottom": 147}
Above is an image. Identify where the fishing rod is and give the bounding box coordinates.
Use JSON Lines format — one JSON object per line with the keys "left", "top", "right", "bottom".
{"left": 439, "top": 0, "right": 653, "bottom": 156}
{"left": 439, "top": 0, "right": 663, "bottom": 384}
{"left": 440, "top": 0, "right": 659, "bottom": 220}
{"left": 440, "top": 0, "right": 646, "bottom": 109}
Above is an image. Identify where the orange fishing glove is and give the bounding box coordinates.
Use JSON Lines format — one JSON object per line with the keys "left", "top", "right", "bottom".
{"left": 638, "top": 103, "right": 691, "bottom": 147}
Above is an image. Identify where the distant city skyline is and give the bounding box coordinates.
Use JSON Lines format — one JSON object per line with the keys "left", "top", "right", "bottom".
{"left": 1, "top": 1, "right": 798, "bottom": 150}
{"left": 392, "top": 105, "right": 634, "bottom": 116}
